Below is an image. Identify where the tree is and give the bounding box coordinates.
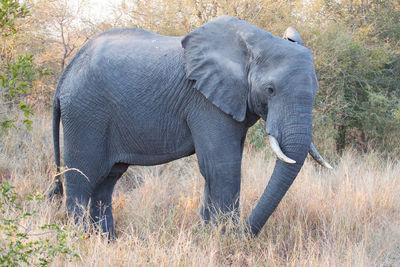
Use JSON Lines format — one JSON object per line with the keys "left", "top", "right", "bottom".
{"left": 9, "top": 0, "right": 97, "bottom": 109}
{"left": 0, "top": 0, "right": 46, "bottom": 133}
{"left": 26, "top": 0, "right": 93, "bottom": 74}
{"left": 309, "top": 1, "right": 400, "bottom": 155}
{"left": 113, "top": 0, "right": 296, "bottom": 35}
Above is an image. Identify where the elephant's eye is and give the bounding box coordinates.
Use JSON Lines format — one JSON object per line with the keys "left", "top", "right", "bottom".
{"left": 267, "top": 87, "right": 274, "bottom": 95}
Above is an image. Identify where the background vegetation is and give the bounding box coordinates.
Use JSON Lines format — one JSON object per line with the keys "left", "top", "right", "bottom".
{"left": 1, "top": 0, "right": 399, "bottom": 265}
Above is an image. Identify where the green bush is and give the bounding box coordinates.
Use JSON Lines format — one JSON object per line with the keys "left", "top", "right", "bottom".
{"left": 311, "top": 22, "right": 400, "bottom": 155}
{"left": 0, "top": 0, "right": 49, "bottom": 135}
{"left": 0, "top": 182, "right": 79, "bottom": 266}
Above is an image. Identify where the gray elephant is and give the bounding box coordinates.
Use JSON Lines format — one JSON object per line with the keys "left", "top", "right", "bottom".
{"left": 49, "top": 15, "right": 331, "bottom": 239}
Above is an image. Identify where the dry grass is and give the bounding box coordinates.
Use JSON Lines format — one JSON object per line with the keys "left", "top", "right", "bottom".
{"left": 1, "top": 111, "right": 400, "bottom": 266}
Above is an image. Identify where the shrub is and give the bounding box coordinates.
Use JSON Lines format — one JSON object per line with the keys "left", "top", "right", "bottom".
{"left": 0, "top": 182, "right": 79, "bottom": 266}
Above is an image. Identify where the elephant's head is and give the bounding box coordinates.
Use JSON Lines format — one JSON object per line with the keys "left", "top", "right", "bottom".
{"left": 182, "top": 16, "right": 331, "bottom": 236}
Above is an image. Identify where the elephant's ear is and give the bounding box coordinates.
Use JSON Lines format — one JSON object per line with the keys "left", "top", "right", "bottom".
{"left": 283, "top": 27, "right": 303, "bottom": 45}
{"left": 181, "top": 16, "right": 250, "bottom": 122}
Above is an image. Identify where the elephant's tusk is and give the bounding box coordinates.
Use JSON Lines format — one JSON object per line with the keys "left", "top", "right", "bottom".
{"left": 309, "top": 143, "right": 333, "bottom": 169}
{"left": 268, "top": 135, "right": 296, "bottom": 164}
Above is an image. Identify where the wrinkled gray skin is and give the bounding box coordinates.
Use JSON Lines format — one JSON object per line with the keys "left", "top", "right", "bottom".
{"left": 50, "top": 16, "right": 318, "bottom": 239}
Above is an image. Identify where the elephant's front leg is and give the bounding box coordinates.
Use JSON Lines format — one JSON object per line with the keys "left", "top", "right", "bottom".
{"left": 200, "top": 159, "right": 242, "bottom": 223}
{"left": 188, "top": 108, "right": 246, "bottom": 225}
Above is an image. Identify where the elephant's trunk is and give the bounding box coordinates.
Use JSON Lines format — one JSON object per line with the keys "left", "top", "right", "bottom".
{"left": 245, "top": 120, "right": 312, "bottom": 236}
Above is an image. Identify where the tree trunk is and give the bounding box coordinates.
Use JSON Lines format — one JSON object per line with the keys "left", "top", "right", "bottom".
{"left": 336, "top": 124, "right": 346, "bottom": 155}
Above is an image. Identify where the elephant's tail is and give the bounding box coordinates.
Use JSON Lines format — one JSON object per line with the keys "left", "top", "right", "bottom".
{"left": 48, "top": 96, "right": 63, "bottom": 198}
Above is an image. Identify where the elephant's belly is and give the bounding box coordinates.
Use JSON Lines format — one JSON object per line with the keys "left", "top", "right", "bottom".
{"left": 113, "top": 119, "right": 196, "bottom": 166}
{"left": 118, "top": 145, "right": 195, "bottom": 166}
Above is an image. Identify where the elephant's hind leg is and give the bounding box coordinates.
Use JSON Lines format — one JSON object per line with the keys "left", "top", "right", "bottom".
{"left": 90, "top": 162, "right": 128, "bottom": 240}
{"left": 64, "top": 170, "right": 92, "bottom": 229}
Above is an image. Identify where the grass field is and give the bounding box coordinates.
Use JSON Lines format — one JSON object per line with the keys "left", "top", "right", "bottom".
{"left": 1, "top": 112, "right": 399, "bottom": 266}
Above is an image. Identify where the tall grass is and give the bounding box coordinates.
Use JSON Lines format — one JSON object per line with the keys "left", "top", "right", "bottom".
{"left": 1, "top": 111, "right": 399, "bottom": 266}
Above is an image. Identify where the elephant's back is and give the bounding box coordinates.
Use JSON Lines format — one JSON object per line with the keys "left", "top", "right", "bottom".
{"left": 88, "top": 28, "right": 183, "bottom": 60}
{"left": 82, "top": 28, "right": 191, "bottom": 113}
{"left": 57, "top": 28, "right": 183, "bottom": 87}
{"left": 57, "top": 27, "right": 187, "bottom": 108}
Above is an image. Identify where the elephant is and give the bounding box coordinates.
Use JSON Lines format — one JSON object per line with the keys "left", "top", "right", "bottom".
{"left": 49, "top": 15, "right": 331, "bottom": 239}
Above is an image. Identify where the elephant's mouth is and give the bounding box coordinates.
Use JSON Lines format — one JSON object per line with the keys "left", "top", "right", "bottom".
{"left": 268, "top": 135, "right": 332, "bottom": 168}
